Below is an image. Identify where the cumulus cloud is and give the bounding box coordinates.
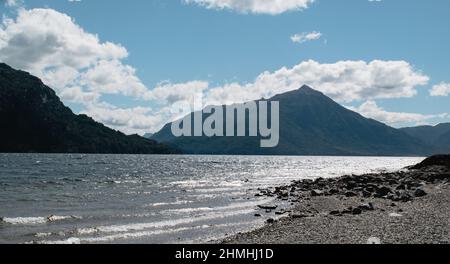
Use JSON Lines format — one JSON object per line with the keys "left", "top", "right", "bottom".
{"left": 0, "top": 7, "right": 436, "bottom": 134}
{"left": 81, "top": 105, "right": 163, "bottom": 135}
{"left": 430, "top": 82, "right": 450, "bottom": 97}
{"left": 348, "top": 100, "right": 447, "bottom": 127}
{"left": 0, "top": 8, "right": 147, "bottom": 100}
{"left": 147, "top": 81, "right": 209, "bottom": 104}
{"left": 201, "top": 60, "right": 430, "bottom": 106}
{"left": 0, "top": 8, "right": 162, "bottom": 134}
{"left": 183, "top": 0, "right": 314, "bottom": 15}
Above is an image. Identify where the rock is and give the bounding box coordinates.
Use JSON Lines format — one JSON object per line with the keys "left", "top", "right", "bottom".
{"left": 327, "top": 189, "right": 340, "bottom": 195}
{"left": 352, "top": 208, "right": 362, "bottom": 215}
{"left": 280, "top": 191, "right": 289, "bottom": 197}
{"left": 329, "top": 210, "right": 341, "bottom": 216}
{"left": 414, "top": 189, "right": 427, "bottom": 197}
{"left": 258, "top": 205, "right": 278, "bottom": 210}
{"left": 399, "top": 193, "right": 412, "bottom": 202}
{"left": 345, "top": 181, "right": 357, "bottom": 189}
{"left": 266, "top": 218, "right": 275, "bottom": 224}
{"left": 275, "top": 211, "right": 286, "bottom": 215}
{"left": 254, "top": 214, "right": 262, "bottom": 217}
{"left": 410, "top": 155, "right": 450, "bottom": 170}
{"left": 365, "top": 186, "right": 376, "bottom": 193}
{"left": 396, "top": 184, "right": 406, "bottom": 190}
{"left": 358, "top": 203, "right": 374, "bottom": 211}
{"left": 376, "top": 186, "right": 393, "bottom": 197}
{"left": 362, "top": 190, "right": 372, "bottom": 198}
{"left": 345, "top": 191, "right": 358, "bottom": 197}
{"left": 342, "top": 208, "right": 353, "bottom": 214}
{"left": 291, "top": 214, "right": 309, "bottom": 219}
{"left": 311, "top": 190, "right": 324, "bottom": 197}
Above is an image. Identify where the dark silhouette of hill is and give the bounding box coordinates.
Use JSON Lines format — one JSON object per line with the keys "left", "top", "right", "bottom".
{"left": 152, "top": 85, "right": 435, "bottom": 156}
{"left": 0, "top": 63, "right": 178, "bottom": 154}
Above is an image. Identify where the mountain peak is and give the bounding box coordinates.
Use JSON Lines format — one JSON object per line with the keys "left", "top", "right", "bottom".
{"left": 270, "top": 85, "right": 325, "bottom": 101}
{"left": 297, "top": 85, "right": 322, "bottom": 95}
{"left": 300, "top": 84, "right": 314, "bottom": 90}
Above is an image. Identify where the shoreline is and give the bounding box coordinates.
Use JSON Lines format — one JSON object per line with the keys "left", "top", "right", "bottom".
{"left": 221, "top": 156, "right": 450, "bottom": 244}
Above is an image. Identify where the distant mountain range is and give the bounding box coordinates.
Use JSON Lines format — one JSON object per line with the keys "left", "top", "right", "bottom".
{"left": 152, "top": 85, "right": 448, "bottom": 156}
{"left": 0, "top": 63, "right": 178, "bottom": 154}
{"left": 1, "top": 62, "right": 448, "bottom": 156}
{"left": 401, "top": 123, "right": 450, "bottom": 153}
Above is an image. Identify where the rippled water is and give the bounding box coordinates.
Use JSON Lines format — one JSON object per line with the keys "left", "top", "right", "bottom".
{"left": 0, "top": 154, "right": 423, "bottom": 244}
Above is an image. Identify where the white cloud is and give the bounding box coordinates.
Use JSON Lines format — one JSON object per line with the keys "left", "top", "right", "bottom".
{"left": 80, "top": 59, "right": 150, "bottom": 98}
{"left": 184, "top": 0, "right": 314, "bottom": 15}
{"left": 81, "top": 105, "right": 164, "bottom": 135}
{"left": 0, "top": 8, "right": 148, "bottom": 101}
{"left": 3, "top": 0, "right": 21, "bottom": 7}
{"left": 348, "top": 100, "right": 446, "bottom": 127}
{"left": 291, "top": 31, "right": 322, "bottom": 44}
{"left": 202, "top": 60, "right": 429, "bottom": 106}
{"left": 59, "top": 86, "right": 100, "bottom": 105}
{"left": 0, "top": 8, "right": 162, "bottom": 134}
{"left": 430, "top": 82, "right": 450, "bottom": 97}
{"left": 147, "top": 81, "right": 209, "bottom": 103}
{"left": 0, "top": 8, "right": 436, "bottom": 135}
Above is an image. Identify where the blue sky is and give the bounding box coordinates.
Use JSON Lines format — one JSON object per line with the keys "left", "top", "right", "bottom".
{"left": 1, "top": 0, "right": 449, "bottom": 134}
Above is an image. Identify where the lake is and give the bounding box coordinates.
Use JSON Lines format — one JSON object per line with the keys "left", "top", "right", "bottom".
{"left": 0, "top": 154, "right": 423, "bottom": 244}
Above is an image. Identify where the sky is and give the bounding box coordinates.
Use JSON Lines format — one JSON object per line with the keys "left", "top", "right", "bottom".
{"left": 0, "top": 0, "right": 449, "bottom": 135}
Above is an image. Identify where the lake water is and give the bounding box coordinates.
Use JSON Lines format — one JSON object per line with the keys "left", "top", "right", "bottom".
{"left": 0, "top": 154, "right": 423, "bottom": 244}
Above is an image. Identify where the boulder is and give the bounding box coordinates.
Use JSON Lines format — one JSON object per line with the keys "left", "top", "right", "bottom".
{"left": 266, "top": 218, "right": 275, "bottom": 224}
{"left": 410, "top": 155, "right": 450, "bottom": 170}
{"left": 375, "top": 186, "right": 393, "bottom": 197}
{"left": 345, "top": 191, "right": 358, "bottom": 197}
{"left": 311, "top": 190, "right": 324, "bottom": 197}
{"left": 258, "top": 205, "right": 278, "bottom": 210}
{"left": 352, "top": 208, "right": 362, "bottom": 215}
{"left": 414, "top": 189, "right": 427, "bottom": 197}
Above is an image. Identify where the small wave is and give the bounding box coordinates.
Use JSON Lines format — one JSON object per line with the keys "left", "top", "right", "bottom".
{"left": 1, "top": 215, "right": 81, "bottom": 225}
{"left": 41, "top": 222, "right": 255, "bottom": 244}
{"left": 146, "top": 200, "right": 193, "bottom": 207}
{"left": 1, "top": 217, "right": 47, "bottom": 225}
{"left": 74, "top": 208, "right": 256, "bottom": 236}
{"left": 162, "top": 199, "right": 272, "bottom": 215}
{"left": 40, "top": 237, "right": 82, "bottom": 244}
{"left": 34, "top": 232, "right": 52, "bottom": 238}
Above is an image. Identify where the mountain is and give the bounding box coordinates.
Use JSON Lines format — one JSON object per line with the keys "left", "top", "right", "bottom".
{"left": 152, "top": 85, "right": 435, "bottom": 156}
{"left": 143, "top": 133, "right": 154, "bottom": 139}
{"left": 0, "top": 63, "right": 178, "bottom": 154}
{"left": 400, "top": 123, "right": 450, "bottom": 153}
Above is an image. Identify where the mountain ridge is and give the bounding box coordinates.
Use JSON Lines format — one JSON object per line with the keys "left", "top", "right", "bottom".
{"left": 400, "top": 123, "right": 450, "bottom": 153}
{"left": 0, "top": 63, "right": 179, "bottom": 154}
{"left": 152, "top": 85, "right": 438, "bottom": 156}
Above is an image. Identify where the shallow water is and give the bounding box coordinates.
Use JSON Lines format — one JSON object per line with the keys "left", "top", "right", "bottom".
{"left": 0, "top": 154, "right": 423, "bottom": 244}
